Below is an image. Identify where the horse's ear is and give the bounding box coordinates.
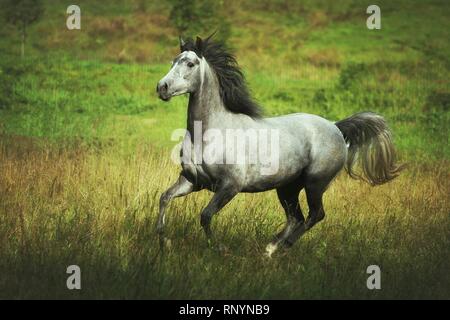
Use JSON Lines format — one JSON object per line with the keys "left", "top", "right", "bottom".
{"left": 179, "top": 36, "right": 186, "bottom": 51}
{"left": 195, "top": 36, "right": 203, "bottom": 49}
{"left": 205, "top": 30, "right": 217, "bottom": 42}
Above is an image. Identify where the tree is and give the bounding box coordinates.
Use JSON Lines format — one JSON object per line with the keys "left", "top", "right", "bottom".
{"left": 169, "top": 0, "right": 196, "bottom": 34}
{"left": 3, "top": 0, "right": 44, "bottom": 58}
{"left": 169, "top": 0, "right": 231, "bottom": 43}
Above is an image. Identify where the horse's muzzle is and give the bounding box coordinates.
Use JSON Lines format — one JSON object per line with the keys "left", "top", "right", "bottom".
{"left": 157, "top": 81, "right": 171, "bottom": 101}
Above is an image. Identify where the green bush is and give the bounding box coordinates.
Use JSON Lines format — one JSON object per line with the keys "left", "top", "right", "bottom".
{"left": 338, "top": 63, "right": 368, "bottom": 90}
{"left": 424, "top": 90, "right": 450, "bottom": 112}
{"left": 0, "top": 57, "right": 31, "bottom": 110}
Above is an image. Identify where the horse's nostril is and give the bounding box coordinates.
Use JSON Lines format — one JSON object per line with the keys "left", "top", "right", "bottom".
{"left": 157, "top": 82, "right": 168, "bottom": 94}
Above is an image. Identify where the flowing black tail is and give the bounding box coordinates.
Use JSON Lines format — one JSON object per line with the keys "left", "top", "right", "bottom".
{"left": 335, "top": 112, "right": 404, "bottom": 185}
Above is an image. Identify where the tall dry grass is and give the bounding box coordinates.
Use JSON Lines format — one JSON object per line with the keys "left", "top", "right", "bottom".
{"left": 0, "top": 135, "right": 449, "bottom": 299}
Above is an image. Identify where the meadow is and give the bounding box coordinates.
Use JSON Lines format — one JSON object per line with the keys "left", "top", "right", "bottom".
{"left": 0, "top": 0, "right": 449, "bottom": 299}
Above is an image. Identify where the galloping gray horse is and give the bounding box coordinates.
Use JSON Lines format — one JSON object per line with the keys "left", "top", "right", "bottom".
{"left": 156, "top": 35, "right": 402, "bottom": 257}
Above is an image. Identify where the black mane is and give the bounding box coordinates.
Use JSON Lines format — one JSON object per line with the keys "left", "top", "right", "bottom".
{"left": 181, "top": 36, "right": 263, "bottom": 118}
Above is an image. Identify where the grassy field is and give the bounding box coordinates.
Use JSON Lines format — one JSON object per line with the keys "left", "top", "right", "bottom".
{"left": 0, "top": 0, "right": 449, "bottom": 299}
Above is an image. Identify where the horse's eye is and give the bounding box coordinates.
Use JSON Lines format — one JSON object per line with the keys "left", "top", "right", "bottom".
{"left": 187, "top": 62, "right": 194, "bottom": 68}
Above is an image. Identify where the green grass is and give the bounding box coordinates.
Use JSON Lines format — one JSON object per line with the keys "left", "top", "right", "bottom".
{"left": 1, "top": 54, "right": 447, "bottom": 158}
{"left": 0, "top": 0, "right": 449, "bottom": 299}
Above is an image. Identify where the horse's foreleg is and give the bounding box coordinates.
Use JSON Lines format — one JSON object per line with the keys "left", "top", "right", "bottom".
{"left": 200, "top": 184, "right": 238, "bottom": 244}
{"left": 157, "top": 174, "right": 195, "bottom": 248}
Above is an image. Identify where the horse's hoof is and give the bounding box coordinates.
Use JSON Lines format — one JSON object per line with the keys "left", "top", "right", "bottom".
{"left": 264, "top": 243, "right": 278, "bottom": 258}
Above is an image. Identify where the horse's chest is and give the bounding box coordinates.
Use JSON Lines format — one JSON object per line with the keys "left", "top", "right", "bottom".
{"left": 180, "top": 139, "right": 219, "bottom": 189}
{"left": 181, "top": 161, "right": 210, "bottom": 182}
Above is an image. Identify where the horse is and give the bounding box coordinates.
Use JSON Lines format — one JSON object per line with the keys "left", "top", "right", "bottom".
{"left": 156, "top": 35, "right": 403, "bottom": 257}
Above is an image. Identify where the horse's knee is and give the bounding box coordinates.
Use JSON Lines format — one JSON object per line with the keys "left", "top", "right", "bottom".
{"left": 316, "top": 207, "right": 326, "bottom": 222}
{"left": 306, "top": 211, "right": 325, "bottom": 229}
{"left": 157, "top": 192, "right": 171, "bottom": 232}
{"left": 317, "top": 210, "right": 325, "bottom": 222}
{"left": 159, "top": 192, "right": 170, "bottom": 207}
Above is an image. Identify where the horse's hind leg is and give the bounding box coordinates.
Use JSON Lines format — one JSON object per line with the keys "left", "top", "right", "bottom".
{"left": 304, "top": 184, "right": 326, "bottom": 229}
{"left": 284, "top": 181, "right": 328, "bottom": 245}
{"left": 265, "top": 183, "right": 304, "bottom": 258}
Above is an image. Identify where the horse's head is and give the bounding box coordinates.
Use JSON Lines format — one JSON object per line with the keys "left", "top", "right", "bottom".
{"left": 157, "top": 37, "right": 204, "bottom": 101}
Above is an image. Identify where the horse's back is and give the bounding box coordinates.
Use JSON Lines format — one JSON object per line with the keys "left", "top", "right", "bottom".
{"left": 264, "top": 113, "right": 347, "bottom": 182}
{"left": 264, "top": 112, "right": 344, "bottom": 145}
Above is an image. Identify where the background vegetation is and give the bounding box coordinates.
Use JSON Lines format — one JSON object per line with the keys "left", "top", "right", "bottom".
{"left": 0, "top": 0, "right": 448, "bottom": 299}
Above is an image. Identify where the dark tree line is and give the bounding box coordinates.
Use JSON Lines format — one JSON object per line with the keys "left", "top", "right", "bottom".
{"left": 2, "top": 0, "right": 44, "bottom": 58}
{"left": 169, "top": 0, "right": 231, "bottom": 43}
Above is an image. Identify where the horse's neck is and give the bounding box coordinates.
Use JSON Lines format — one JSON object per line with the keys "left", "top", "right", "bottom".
{"left": 187, "top": 65, "right": 228, "bottom": 134}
